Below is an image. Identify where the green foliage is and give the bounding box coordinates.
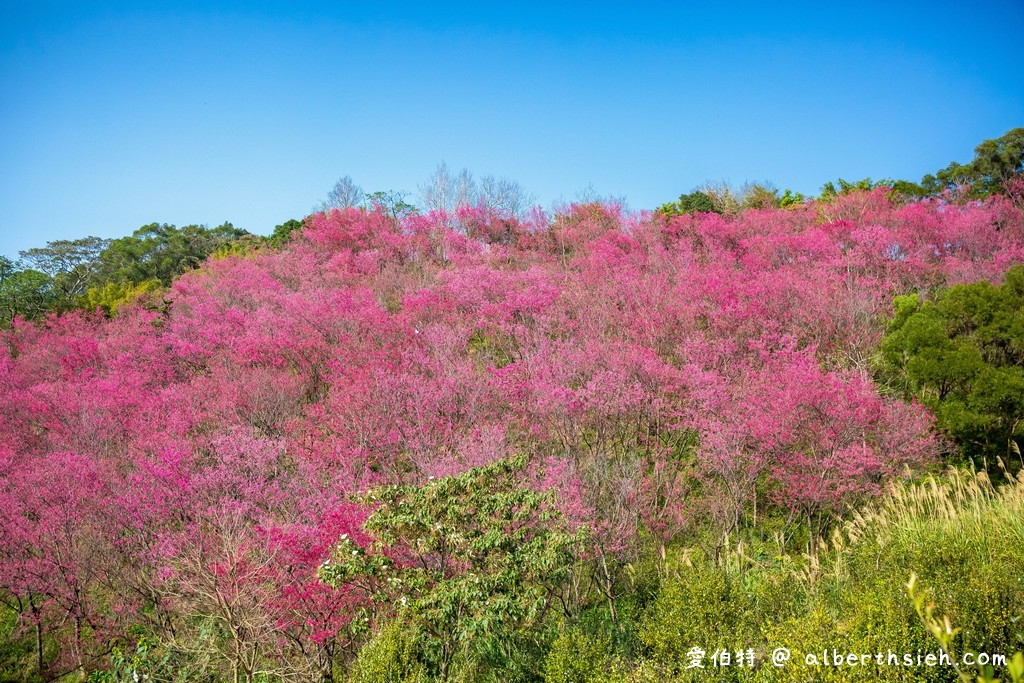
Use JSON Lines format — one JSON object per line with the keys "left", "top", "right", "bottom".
{"left": 0, "top": 599, "right": 38, "bottom": 683}
{"left": 767, "top": 471, "right": 1024, "bottom": 681}
{"left": 2, "top": 222, "right": 249, "bottom": 324}
{"left": 573, "top": 471, "right": 1024, "bottom": 683}
{"left": 656, "top": 191, "right": 719, "bottom": 217}
{"left": 634, "top": 553, "right": 803, "bottom": 681}
{"left": 211, "top": 234, "right": 265, "bottom": 259}
{"left": 269, "top": 218, "right": 306, "bottom": 247}
{"left": 970, "top": 128, "right": 1024, "bottom": 194}
{"left": 820, "top": 177, "right": 893, "bottom": 200}
{"left": 928, "top": 162, "right": 976, "bottom": 195}
{"left": 778, "top": 189, "right": 806, "bottom": 208}
{"left": 915, "top": 129, "right": 1024, "bottom": 198}
{"left": 84, "top": 279, "right": 161, "bottom": 316}
{"left": 85, "top": 636, "right": 175, "bottom": 683}
{"left": 880, "top": 267, "right": 1024, "bottom": 474}
{"left": 0, "top": 258, "right": 55, "bottom": 325}
{"left": 909, "top": 574, "right": 1024, "bottom": 683}
{"left": 348, "top": 620, "right": 428, "bottom": 683}
{"left": 98, "top": 222, "right": 248, "bottom": 287}
{"left": 816, "top": 129, "right": 1022, "bottom": 202}
{"left": 860, "top": 474, "right": 1024, "bottom": 654}
{"left": 466, "top": 329, "right": 517, "bottom": 369}
{"left": 321, "top": 457, "right": 587, "bottom": 681}
{"left": 19, "top": 236, "right": 110, "bottom": 302}
{"left": 544, "top": 629, "right": 621, "bottom": 683}
{"left": 890, "top": 179, "right": 930, "bottom": 198}
{"left": 639, "top": 560, "right": 748, "bottom": 665}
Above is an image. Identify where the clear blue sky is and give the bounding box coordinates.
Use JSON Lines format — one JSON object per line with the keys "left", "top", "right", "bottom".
{"left": 2, "top": 0, "right": 1022, "bottom": 258}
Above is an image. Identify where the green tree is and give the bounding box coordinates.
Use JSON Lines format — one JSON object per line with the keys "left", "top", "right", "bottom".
{"left": 320, "top": 457, "right": 586, "bottom": 681}
{"left": 969, "top": 127, "right": 1024, "bottom": 195}
{"left": 97, "top": 222, "right": 248, "bottom": 286}
{"left": 880, "top": 266, "right": 1024, "bottom": 474}
{"left": 890, "top": 179, "right": 929, "bottom": 198}
{"left": 268, "top": 218, "right": 306, "bottom": 247}
{"left": 921, "top": 128, "right": 1024, "bottom": 198}
{"left": 819, "top": 177, "right": 892, "bottom": 200}
{"left": 777, "top": 188, "right": 806, "bottom": 208}
{"left": 655, "top": 190, "right": 719, "bottom": 217}
{"left": 0, "top": 257, "right": 55, "bottom": 325}
{"left": 19, "top": 236, "right": 110, "bottom": 303}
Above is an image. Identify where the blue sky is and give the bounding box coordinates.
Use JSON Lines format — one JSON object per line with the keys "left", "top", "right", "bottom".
{"left": 2, "top": 1, "right": 1022, "bottom": 257}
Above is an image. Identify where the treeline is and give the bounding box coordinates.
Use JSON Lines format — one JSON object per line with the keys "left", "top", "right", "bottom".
{"left": 6, "top": 128, "right": 1020, "bottom": 326}
{"left": 1, "top": 163, "right": 537, "bottom": 327}
{"left": 658, "top": 127, "right": 1024, "bottom": 216}
{"left": 0, "top": 223, "right": 255, "bottom": 324}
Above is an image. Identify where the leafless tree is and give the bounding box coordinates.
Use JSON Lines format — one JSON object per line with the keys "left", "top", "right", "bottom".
{"left": 316, "top": 175, "right": 364, "bottom": 212}
{"left": 478, "top": 175, "right": 535, "bottom": 218}
{"left": 419, "top": 162, "right": 477, "bottom": 213}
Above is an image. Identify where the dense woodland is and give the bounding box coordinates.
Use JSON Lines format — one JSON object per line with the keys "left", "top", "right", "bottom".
{"left": 1, "top": 130, "right": 1024, "bottom": 682}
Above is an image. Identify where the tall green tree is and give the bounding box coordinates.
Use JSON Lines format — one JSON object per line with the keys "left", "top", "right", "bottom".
{"left": 971, "top": 127, "right": 1024, "bottom": 194}
{"left": 0, "top": 257, "right": 55, "bottom": 324}
{"left": 19, "top": 236, "right": 110, "bottom": 303}
{"left": 921, "top": 128, "right": 1024, "bottom": 197}
{"left": 96, "top": 222, "right": 248, "bottom": 286}
{"left": 881, "top": 266, "right": 1024, "bottom": 474}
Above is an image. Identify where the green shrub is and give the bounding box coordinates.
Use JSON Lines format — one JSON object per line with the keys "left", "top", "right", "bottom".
{"left": 638, "top": 559, "right": 757, "bottom": 679}
{"left": 544, "top": 629, "right": 619, "bottom": 683}
{"left": 348, "top": 619, "right": 427, "bottom": 683}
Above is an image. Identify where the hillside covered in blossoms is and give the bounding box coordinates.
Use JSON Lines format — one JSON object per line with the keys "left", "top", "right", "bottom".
{"left": 3, "top": 180, "right": 1024, "bottom": 681}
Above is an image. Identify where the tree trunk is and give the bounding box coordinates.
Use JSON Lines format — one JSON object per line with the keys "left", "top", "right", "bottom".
{"left": 29, "top": 595, "right": 44, "bottom": 677}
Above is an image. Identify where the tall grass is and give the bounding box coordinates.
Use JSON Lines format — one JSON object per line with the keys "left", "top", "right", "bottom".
{"left": 545, "top": 470, "right": 1024, "bottom": 682}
